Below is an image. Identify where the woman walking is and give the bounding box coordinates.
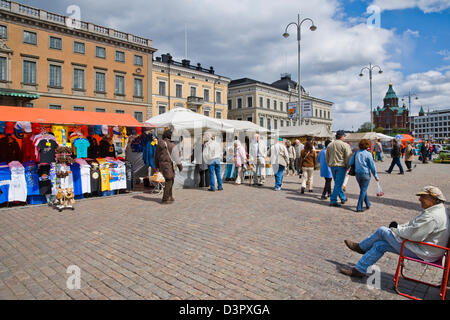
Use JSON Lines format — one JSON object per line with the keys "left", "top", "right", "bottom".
{"left": 233, "top": 140, "right": 247, "bottom": 184}
{"left": 299, "top": 141, "right": 317, "bottom": 194}
{"left": 349, "top": 139, "right": 379, "bottom": 212}
{"left": 318, "top": 139, "right": 333, "bottom": 199}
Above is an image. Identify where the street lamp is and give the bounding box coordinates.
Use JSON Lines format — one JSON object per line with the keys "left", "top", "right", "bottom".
{"left": 359, "top": 63, "right": 383, "bottom": 132}
{"left": 401, "top": 90, "right": 418, "bottom": 133}
{"left": 283, "top": 13, "right": 317, "bottom": 126}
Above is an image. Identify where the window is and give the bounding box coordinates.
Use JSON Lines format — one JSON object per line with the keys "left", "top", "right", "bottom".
{"left": 159, "top": 81, "right": 166, "bottom": 96}
{"left": 190, "top": 86, "right": 196, "bottom": 97}
{"left": 315, "top": 109, "right": 318, "bottom": 118}
{"left": 267, "top": 98, "right": 270, "bottom": 109}
{"left": 134, "top": 78, "right": 143, "bottom": 97}
{"left": 23, "top": 31, "right": 37, "bottom": 45}
{"left": 48, "top": 65, "right": 62, "bottom": 87}
{"left": 134, "top": 111, "right": 143, "bottom": 122}
{"left": 328, "top": 111, "right": 330, "bottom": 119}
{"left": 73, "top": 68, "right": 85, "bottom": 90}
{"left": 237, "top": 98, "right": 242, "bottom": 109}
{"left": 73, "top": 106, "right": 85, "bottom": 111}
{"left": 260, "top": 117, "right": 264, "bottom": 128}
{"left": 247, "top": 96, "right": 253, "bottom": 108}
{"left": 216, "top": 91, "right": 222, "bottom": 104}
{"left": 281, "top": 120, "right": 284, "bottom": 127}
{"left": 274, "top": 100, "right": 277, "bottom": 111}
{"left": 115, "top": 51, "right": 125, "bottom": 62}
{"left": 228, "top": 99, "right": 232, "bottom": 110}
{"left": 96, "top": 46, "right": 106, "bottom": 58}
{"left": 175, "top": 84, "right": 183, "bottom": 98}
{"left": 158, "top": 106, "right": 166, "bottom": 115}
{"left": 95, "top": 108, "right": 106, "bottom": 113}
{"left": 115, "top": 75, "right": 125, "bottom": 95}
{"left": 215, "top": 111, "right": 222, "bottom": 119}
{"left": 49, "top": 104, "right": 61, "bottom": 110}
{"left": 0, "top": 57, "right": 6, "bottom": 81}
{"left": 204, "top": 110, "right": 210, "bottom": 117}
{"left": 247, "top": 117, "right": 253, "bottom": 123}
{"left": 134, "top": 55, "right": 143, "bottom": 66}
{"left": 204, "top": 89, "right": 210, "bottom": 102}
{"left": 280, "top": 102, "right": 284, "bottom": 112}
{"left": 267, "top": 118, "right": 271, "bottom": 130}
{"left": 25, "top": 103, "right": 33, "bottom": 108}
{"left": 115, "top": 110, "right": 125, "bottom": 114}
{"left": 259, "top": 97, "right": 263, "bottom": 108}
{"left": 274, "top": 119, "right": 278, "bottom": 130}
{"left": 49, "top": 36, "right": 62, "bottom": 50}
{"left": 0, "top": 25, "right": 7, "bottom": 39}
{"left": 73, "top": 41, "right": 85, "bottom": 54}
{"left": 95, "top": 72, "right": 106, "bottom": 92}
{"left": 320, "top": 110, "right": 323, "bottom": 118}
{"left": 23, "top": 61, "right": 36, "bottom": 84}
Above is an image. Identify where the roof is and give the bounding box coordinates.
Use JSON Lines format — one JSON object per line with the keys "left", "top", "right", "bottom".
{"left": 384, "top": 82, "right": 398, "bottom": 99}
{"left": 0, "top": 106, "right": 142, "bottom": 126}
{"left": 278, "top": 124, "right": 332, "bottom": 138}
{"left": 271, "top": 75, "right": 305, "bottom": 93}
{"left": 0, "top": 88, "right": 39, "bottom": 99}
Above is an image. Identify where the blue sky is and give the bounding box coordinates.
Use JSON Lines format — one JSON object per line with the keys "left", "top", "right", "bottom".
{"left": 17, "top": 0, "right": 450, "bottom": 129}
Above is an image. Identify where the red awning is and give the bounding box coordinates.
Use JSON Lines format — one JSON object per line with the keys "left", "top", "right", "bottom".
{"left": 0, "top": 106, "right": 143, "bottom": 127}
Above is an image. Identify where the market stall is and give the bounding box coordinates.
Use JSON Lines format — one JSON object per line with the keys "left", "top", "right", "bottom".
{"left": 278, "top": 124, "right": 333, "bottom": 145}
{"left": 0, "top": 106, "right": 146, "bottom": 208}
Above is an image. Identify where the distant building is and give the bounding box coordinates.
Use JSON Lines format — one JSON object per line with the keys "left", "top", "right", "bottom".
{"left": 373, "top": 82, "right": 409, "bottom": 134}
{"left": 413, "top": 107, "right": 450, "bottom": 141}
{"left": 227, "top": 74, "right": 333, "bottom": 130}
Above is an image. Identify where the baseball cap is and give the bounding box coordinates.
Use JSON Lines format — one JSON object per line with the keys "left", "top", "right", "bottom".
{"left": 101, "top": 125, "right": 109, "bottom": 135}
{"left": 94, "top": 125, "right": 102, "bottom": 135}
{"left": 32, "top": 123, "right": 42, "bottom": 134}
{"left": 416, "top": 186, "right": 446, "bottom": 202}
{"left": 336, "top": 130, "right": 347, "bottom": 137}
{"left": 112, "top": 126, "right": 119, "bottom": 135}
{"left": 5, "top": 122, "right": 14, "bottom": 134}
{"left": 15, "top": 121, "right": 32, "bottom": 133}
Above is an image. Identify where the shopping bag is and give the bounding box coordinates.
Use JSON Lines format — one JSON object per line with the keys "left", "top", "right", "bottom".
{"left": 376, "top": 181, "right": 384, "bottom": 197}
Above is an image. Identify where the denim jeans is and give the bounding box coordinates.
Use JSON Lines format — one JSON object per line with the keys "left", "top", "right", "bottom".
{"left": 387, "top": 156, "right": 404, "bottom": 173}
{"left": 208, "top": 159, "right": 223, "bottom": 191}
{"left": 274, "top": 164, "right": 285, "bottom": 189}
{"left": 355, "top": 173, "right": 371, "bottom": 211}
{"left": 375, "top": 152, "right": 383, "bottom": 162}
{"left": 330, "top": 166, "right": 347, "bottom": 204}
{"left": 355, "top": 227, "right": 419, "bottom": 274}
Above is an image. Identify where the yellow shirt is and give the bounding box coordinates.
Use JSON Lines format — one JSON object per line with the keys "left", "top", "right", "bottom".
{"left": 51, "top": 125, "right": 69, "bottom": 145}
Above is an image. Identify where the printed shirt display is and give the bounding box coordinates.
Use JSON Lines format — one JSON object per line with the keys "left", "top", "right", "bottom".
{"left": 108, "top": 160, "right": 127, "bottom": 190}
{"left": 23, "top": 161, "right": 40, "bottom": 196}
{"left": 75, "top": 159, "right": 91, "bottom": 194}
{"left": 97, "top": 159, "right": 110, "bottom": 191}
{"left": 37, "top": 164, "right": 52, "bottom": 195}
{"left": 51, "top": 125, "right": 69, "bottom": 145}
{"left": 0, "top": 164, "right": 11, "bottom": 204}
{"left": 8, "top": 161, "right": 27, "bottom": 202}
{"left": 37, "top": 139, "right": 58, "bottom": 163}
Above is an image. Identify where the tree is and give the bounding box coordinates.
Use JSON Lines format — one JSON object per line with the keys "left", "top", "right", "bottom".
{"left": 358, "top": 122, "right": 373, "bottom": 132}
{"left": 374, "top": 127, "right": 384, "bottom": 133}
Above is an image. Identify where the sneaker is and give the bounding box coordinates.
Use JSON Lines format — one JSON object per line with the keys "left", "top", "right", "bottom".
{"left": 301, "top": 187, "right": 305, "bottom": 194}
{"left": 208, "top": 189, "right": 215, "bottom": 192}
{"left": 330, "top": 203, "right": 341, "bottom": 207}
{"left": 321, "top": 195, "right": 327, "bottom": 200}
{"left": 339, "top": 267, "right": 365, "bottom": 278}
{"left": 274, "top": 187, "right": 281, "bottom": 191}
{"left": 385, "top": 170, "right": 391, "bottom": 174}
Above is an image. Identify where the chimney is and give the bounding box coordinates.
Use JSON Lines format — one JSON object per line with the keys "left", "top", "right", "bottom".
{"left": 155, "top": 57, "right": 161, "bottom": 62}
{"left": 161, "top": 53, "right": 172, "bottom": 63}
{"left": 182, "top": 59, "right": 190, "bottom": 67}
{"left": 196, "top": 63, "right": 201, "bottom": 70}
{"left": 209, "top": 66, "right": 214, "bottom": 74}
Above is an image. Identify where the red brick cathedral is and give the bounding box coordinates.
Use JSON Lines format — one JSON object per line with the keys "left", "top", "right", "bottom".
{"left": 373, "top": 82, "right": 409, "bottom": 133}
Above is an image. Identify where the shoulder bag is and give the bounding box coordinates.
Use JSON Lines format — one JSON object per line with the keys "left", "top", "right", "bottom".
{"left": 348, "top": 152, "right": 356, "bottom": 176}
{"left": 165, "top": 141, "right": 177, "bottom": 172}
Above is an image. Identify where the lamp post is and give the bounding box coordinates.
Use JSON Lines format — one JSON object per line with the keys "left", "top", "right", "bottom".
{"left": 401, "top": 90, "right": 418, "bottom": 134}
{"left": 283, "top": 13, "right": 317, "bottom": 126}
{"left": 359, "top": 63, "right": 383, "bottom": 132}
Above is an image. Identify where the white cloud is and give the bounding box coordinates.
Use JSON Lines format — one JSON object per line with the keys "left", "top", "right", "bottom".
{"left": 371, "top": 0, "right": 450, "bottom": 13}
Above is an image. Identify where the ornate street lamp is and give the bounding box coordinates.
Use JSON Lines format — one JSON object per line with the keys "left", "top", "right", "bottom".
{"left": 359, "top": 63, "right": 383, "bottom": 132}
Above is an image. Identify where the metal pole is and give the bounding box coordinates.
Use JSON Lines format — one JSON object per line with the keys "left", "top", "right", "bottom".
{"left": 297, "top": 17, "right": 302, "bottom": 126}
{"left": 369, "top": 64, "right": 373, "bottom": 132}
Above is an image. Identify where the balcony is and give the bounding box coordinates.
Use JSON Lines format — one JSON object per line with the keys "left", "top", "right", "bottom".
{"left": 187, "top": 96, "right": 204, "bottom": 106}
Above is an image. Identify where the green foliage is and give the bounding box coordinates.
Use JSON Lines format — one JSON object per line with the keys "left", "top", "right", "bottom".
{"left": 358, "top": 122, "right": 373, "bottom": 132}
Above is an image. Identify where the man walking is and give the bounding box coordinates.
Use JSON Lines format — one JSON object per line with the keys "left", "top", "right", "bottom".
{"left": 269, "top": 137, "right": 289, "bottom": 191}
{"left": 374, "top": 139, "right": 383, "bottom": 162}
{"left": 326, "top": 130, "right": 352, "bottom": 207}
{"left": 386, "top": 139, "right": 404, "bottom": 175}
{"left": 249, "top": 133, "right": 267, "bottom": 186}
{"left": 203, "top": 133, "right": 223, "bottom": 192}
{"left": 294, "top": 139, "right": 304, "bottom": 175}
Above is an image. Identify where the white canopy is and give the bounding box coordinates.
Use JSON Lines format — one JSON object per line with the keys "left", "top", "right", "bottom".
{"left": 220, "top": 119, "right": 268, "bottom": 133}
{"left": 376, "top": 133, "right": 394, "bottom": 141}
{"left": 345, "top": 132, "right": 379, "bottom": 142}
{"left": 144, "top": 107, "right": 232, "bottom": 131}
{"left": 278, "top": 124, "right": 333, "bottom": 138}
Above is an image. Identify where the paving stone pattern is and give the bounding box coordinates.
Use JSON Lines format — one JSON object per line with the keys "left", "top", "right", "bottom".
{"left": 0, "top": 159, "right": 449, "bottom": 300}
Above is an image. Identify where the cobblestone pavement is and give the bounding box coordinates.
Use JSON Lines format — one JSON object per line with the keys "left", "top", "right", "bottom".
{"left": 0, "top": 159, "right": 449, "bottom": 300}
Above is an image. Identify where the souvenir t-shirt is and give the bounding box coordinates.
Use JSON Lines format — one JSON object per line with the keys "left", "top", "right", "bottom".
{"left": 37, "top": 139, "right": 58, "bottom": 163}
{"left": 70, "top": 163, "right": 83, "bottom": 196}
{"left": 37, "top": 164, "right": 52, "bottom": 195}
{"left": 73, "top": 138, "right": 90, "bottom": 159}
{"left": 23, "top": 162, "right": 40, "bottom": 196}
{"left": 0, "top": 165, "right": 11, "bottom": 204}
{"left": 90, "top": 165, "right": 100, "bottom": 194}
{"left": 99, "top": 139, "right": 115, "bottom": 158}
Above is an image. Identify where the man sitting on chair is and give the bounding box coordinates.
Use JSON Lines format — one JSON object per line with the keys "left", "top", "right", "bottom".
{"left": 340, "top": 186, "right": 449, "bottom": 278}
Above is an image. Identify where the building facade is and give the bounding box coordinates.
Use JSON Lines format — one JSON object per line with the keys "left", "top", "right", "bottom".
{"left": 227, "top": 75, "right": 333, "bottom": 130}
{"left": 373, "top": 82, "right": 409, "bottom": 134}
{"left": 413, "top": 107, "right": 450, "bottom": 141}
{"left": 152, "top": 53, "right": 230, "bottom": 119}
{"left": 0, "top": 1, "right": 156, "bottom": 122}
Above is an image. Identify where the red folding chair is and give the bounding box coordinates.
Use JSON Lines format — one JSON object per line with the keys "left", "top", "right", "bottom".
{"left": 393, "top": 237, "right": 450, "bottom": 300}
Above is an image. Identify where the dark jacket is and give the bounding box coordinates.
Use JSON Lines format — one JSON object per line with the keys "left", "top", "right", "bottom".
{"left": 154, "top": 138, "right": 181, "bottom": 180}
{"left": 391, "top": 144, "right": 401, "bottom": 158}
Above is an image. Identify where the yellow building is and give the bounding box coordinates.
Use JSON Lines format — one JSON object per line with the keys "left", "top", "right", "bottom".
{"left": 152, "top": 53, "right": 230, "bottom": 119}
{"left": 0, "top": 1, "right": 156, "bottom": 122}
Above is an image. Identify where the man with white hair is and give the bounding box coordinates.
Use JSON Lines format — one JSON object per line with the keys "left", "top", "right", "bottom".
{"left": 294, "top": 139, "right": 304, "bottom": 175}
{"left": 269, "top": 137, "right": 289, "bottom": 191}
{"left": 203, "top": 133, "right": 223, "bottom": 191}
{"left": 249, "top": 133, "right": 267, "bottom": 186}
{"left": 340, "top": 185, "right": 449, "bottom": 278}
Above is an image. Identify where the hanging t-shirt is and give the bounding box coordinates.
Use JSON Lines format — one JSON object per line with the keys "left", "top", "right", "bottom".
{"left": 37, "top": 139, "right": 58, "bottom": 164}
{"left": 73, "top": 138, "right": 90, "bottom": 159}
{"left": 0, "top": 165, "right": 11, "bottom": 204}
{"left": 8, "top": 162, "right": 27, "bottom": 203}
{"left": 37, "top": 164, "right": 52, "bottom": 195}
{"left": 90, "top": 165, "right": 100, "bottom": 194}
{"left": 99, "top": 139, "right": 115, "bottom": 158}
{"left": 70, "top": 163, "right": 83, "bottom": 196}
{"left": 0, "top": 136, "right": 22, "bottom": 163}
{"left": 22, "top": 134, "right": 37, "bottom": 162}
{"left": 51, "top": 125, "right": 69, "bottom": 145}
{"left": 80, "top": 164, "right": 91, "bottom": 194}
{"left": 23, "top": 161, "right": 40, "bottom": 196}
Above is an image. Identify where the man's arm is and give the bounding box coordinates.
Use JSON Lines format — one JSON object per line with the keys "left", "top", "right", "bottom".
{"left": 392, "top": 213, "right": 436, "bottom": 242}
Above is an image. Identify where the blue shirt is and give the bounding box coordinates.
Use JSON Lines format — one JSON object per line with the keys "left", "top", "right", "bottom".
{"left": 73, "top": 138, "right": 90, "bottom": 159}
{"left": 349, "top": 149, "right": 379, "bottom": 179}
{"left": 318, "top": 148, "right": 332, "bottom": 178}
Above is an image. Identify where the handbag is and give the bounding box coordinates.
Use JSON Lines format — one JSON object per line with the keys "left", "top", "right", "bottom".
{"left": 348, "top": 153, "right": 356, "bottom": 176}
{"left": 165, "top": 141, "right": 177, "bottom": 172}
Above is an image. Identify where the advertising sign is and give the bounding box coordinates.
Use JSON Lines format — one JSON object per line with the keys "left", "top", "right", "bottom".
{"left": 302, "top": 100, "right": 313, "bottom": 118}
{"left": 287, "top": 102, "right": 297, "bottom": 119}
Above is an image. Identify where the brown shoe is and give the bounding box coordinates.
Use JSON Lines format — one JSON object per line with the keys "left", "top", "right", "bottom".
{"left": 339, "top": 267, "right": 365, "bottom": 278}
{"left": 344, "top": 240, "right": 365, "bottom": 254}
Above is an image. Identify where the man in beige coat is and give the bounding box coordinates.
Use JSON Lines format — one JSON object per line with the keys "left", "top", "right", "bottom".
{"left": 269, "top": 137, "right": 289, "bottom": 191}
{"left": 340, "top": 186, "right": 449, "bottom": 278}
{"left": 404, "top": 141, "right": 415, "bottom": 172}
